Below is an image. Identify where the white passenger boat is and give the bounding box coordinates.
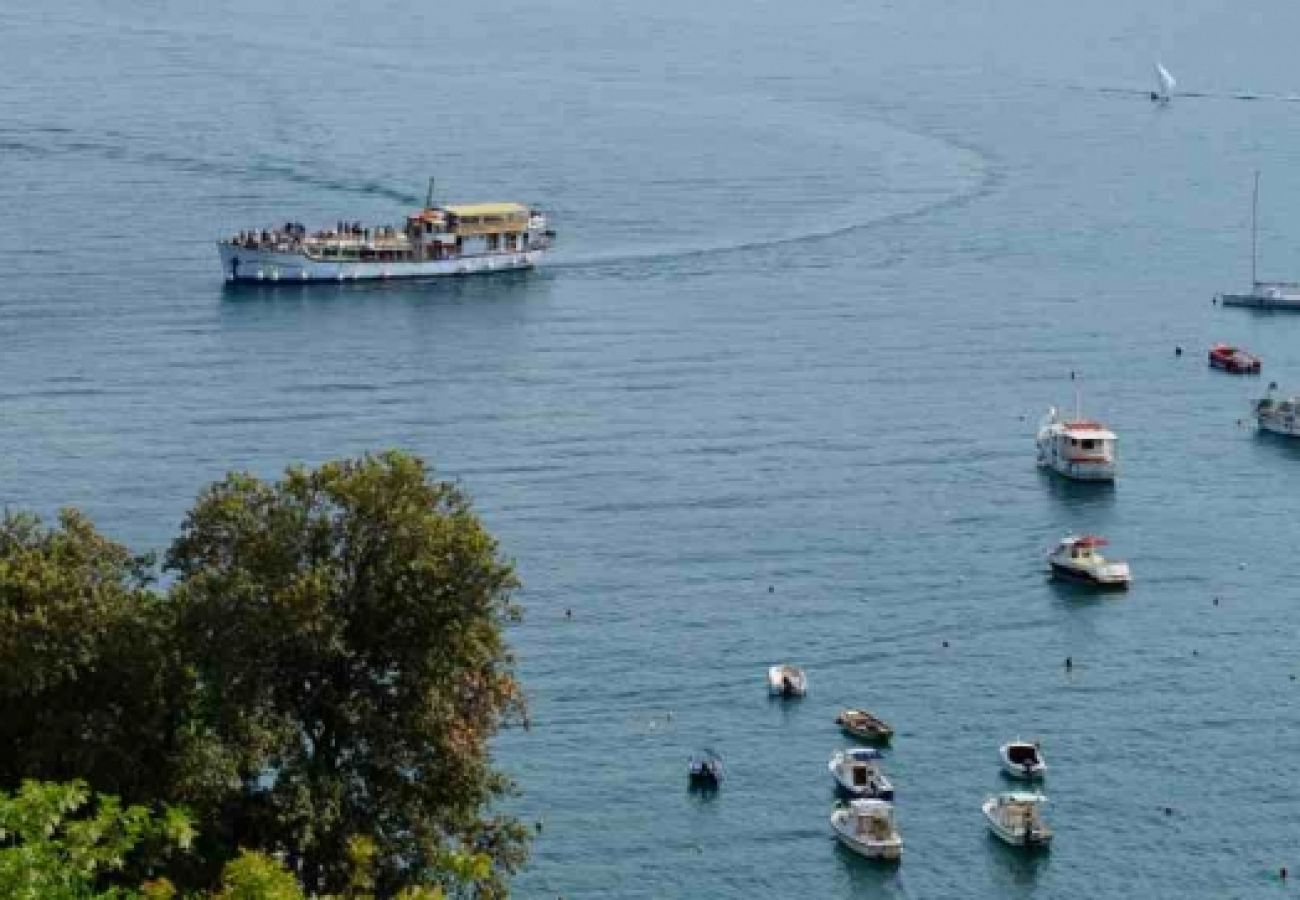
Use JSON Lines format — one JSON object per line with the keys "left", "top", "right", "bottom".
{"left": 999, "top": 741, "right": 1047, "bottom": 780}
{"left": 830, "top": 799, "right": 903, "bottom": 861}
{"left": 768, "top": 664, "right": 807, "bottom": 697}
{"left": 983, "top": 793, "right": 1052, "bottom": 848}
{"left": 828, "top": 748, "right": 894, "bottom": 800}
{"left": 1254, "top": 383, "right": 1300, "bottom": 437}
{"left": 1036, "top": 405, "right": 1117, "bottom": 482}
{"left": 218, "top": 179, "right": 554, "bottom": 283}
{"left": 1047, "top": 534, "right": 1131, "bottom": 589}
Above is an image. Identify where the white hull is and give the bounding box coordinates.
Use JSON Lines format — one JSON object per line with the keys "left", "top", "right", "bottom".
{"left": 983, "top": 797, "right": 1052, "bottom": 848}
{"left": 768, "top": 665, "right": 807, "bottom": 697}
{"left": 1036, "top": 441, "right": 1116, "bottom": 481}
{"left": 831, "top": 812, "right": 902, "bottom": 861}
{"left": 218, "top": 243, "right": 543, "bottom": 283}
{"left": 1259, "top": 417, "right": 1300, "bottom": 437}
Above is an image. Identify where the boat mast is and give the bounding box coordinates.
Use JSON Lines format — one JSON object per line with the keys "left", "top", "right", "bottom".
{"left": 425, "top": 176, "right": 436, "bottom": 210}
{"left": 1251, "top": 170, "right": 1260, "bottom": 288}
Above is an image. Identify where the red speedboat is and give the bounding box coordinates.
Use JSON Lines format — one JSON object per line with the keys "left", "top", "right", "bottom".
{"left": 1208, "top": 343, "right": 1261, "bottom": 374}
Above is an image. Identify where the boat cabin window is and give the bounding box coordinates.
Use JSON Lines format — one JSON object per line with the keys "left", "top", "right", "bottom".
{"left": 1080, "top": 439, "right": 1096, "bottom": 450}
{"left": 852, "top": 767, "right": 868, "bottom": 786}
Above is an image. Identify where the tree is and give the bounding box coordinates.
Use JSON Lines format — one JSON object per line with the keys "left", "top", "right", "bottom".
{"left": 0, "top": 511, "right": 184, "bottom": 806}
{"left": 0, "top": 779, "right": 193, "bottom": 899}
{"left": 166, "top": 451, "right": 528, "bottom": 896}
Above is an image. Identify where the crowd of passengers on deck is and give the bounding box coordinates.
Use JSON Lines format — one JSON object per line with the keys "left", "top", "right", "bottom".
{"left": 229, "top": 221, "right": 404, "bottom": 251}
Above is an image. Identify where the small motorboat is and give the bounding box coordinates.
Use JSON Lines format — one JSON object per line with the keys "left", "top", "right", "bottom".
{"left": 999, "top": 741, "right": 1047, "bottom": 780}
{"left": 983, "top": 792, "right": 1052, "bottom": 848}
{"left": 1254, "top": 383, "right": 1300, "bottom": 437}
{"left": 1047, "top": 534, "right": 1131, "bottom": 589}
{"left": 1209, "top": 343, "right": 1262, "bottom": 374}
{"left": 836, "top": 708, "right": 894, "bottom": 743}
{"left": 830, "top": 798, "right": 903, "bottom": 861}
{"left": 828, "top": 748, "right": 894, "bottom": 800}
{"left": 688, "top": 749, "right": 723, "bottom": 790}
{"left": 768, "top": 664, "right": 807, "bottom": 697}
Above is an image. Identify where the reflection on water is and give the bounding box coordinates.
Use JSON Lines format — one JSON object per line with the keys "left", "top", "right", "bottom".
{"left": 983, "top": 831, "right": 1051, "bottom": 890}
{"left": 1039, "top": 471, "right": 1118, "bottom": 511}
{"left": 833, "top": 841, "right": 906, "bottom": 894}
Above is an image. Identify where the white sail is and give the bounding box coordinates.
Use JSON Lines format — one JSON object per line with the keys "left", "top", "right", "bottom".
{"left": 1155, "top": 62, "right": 1176, "bottom": 98}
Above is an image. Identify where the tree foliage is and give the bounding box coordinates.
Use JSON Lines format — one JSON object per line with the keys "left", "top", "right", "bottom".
{"left": 0, "top": 779, "right": 192, "bottom": 899}
{"left": 0, "top": 452, "right": 529, "bottom": 897}
{"left": 0, "top": 511, "right": 184, "bottom": 805}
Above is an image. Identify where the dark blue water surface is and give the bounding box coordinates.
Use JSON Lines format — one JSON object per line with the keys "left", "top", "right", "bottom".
{"left": 5, "top": 1, "right": 1300, "bottom": 896}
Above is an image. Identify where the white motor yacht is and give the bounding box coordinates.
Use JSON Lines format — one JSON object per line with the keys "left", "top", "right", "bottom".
{"left": 830, "top": 799, "right": 903, "bottom": 861}
{"left": 828, "top": 748, "right": 894, "bottom": 800}
{"left": 1036, "top": 406, "right": 1117, "bottom": 482}
{"left": 983, "top": 793, "right": 1052, "bottom": 848}
{"left": 999, "top": 741, "right": 1047, "bottom": 780}
{"left": 767, "top": 664, "right": 807, "bottom": 697}
{"left": 1254, "top": 383, "right": 1300, "bottom": 437}
{"left": 1047, "top": 535, "right": 1131, "bottom": 589}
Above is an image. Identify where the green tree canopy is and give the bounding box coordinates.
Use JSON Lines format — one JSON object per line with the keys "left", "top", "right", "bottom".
{"left": 166, "top": 451, "right": 528, "bottom": 896}
{"left": 0, "top": 510, "right": 183, "bottom": 805}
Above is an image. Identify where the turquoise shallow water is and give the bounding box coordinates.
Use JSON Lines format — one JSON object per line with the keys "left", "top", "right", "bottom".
{"left": 5, "top": 0, "right": 1300, "bottom": 896}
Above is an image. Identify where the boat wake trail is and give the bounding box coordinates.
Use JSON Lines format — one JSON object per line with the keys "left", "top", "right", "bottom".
{"left": 1089, "top": 86, "right": 1300, "bottom": 103}
{"left": 0, "top": 126, "right": 422, "bottom": 206}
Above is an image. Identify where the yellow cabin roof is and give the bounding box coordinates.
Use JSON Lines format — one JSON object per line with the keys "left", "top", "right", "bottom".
{"left": 444, "top": 202, "right": 529, "bottom": 218}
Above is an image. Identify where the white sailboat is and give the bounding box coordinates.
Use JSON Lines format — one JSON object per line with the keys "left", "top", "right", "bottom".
{"left": 1152, "top": 62, "right": 1176, "bottom": 103}
{"left": 1219, "top": 172, "right": 1300, "bottom": 309}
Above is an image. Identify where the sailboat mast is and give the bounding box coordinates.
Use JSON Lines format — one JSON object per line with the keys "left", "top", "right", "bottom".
{"left": 1251, "top": 170, "right": 1259, "bottom": 287}
{"left": 425, "top": 176, "right": 436, "bottom": 210}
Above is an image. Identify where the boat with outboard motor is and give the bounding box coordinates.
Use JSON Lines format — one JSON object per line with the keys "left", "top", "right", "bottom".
{"left": 768, "top": 664, "right": 807, "bottom": 697}
{"left": 828, "top": 748, "right": 894, "bottom": 800}
{"left": 218, "top": 178, "right": 554, "bottom": 283}
{"left": 999, "top": 741, "right": 1047, "bottom": 780}
{"left": 830, "top": 799, "right": 903, "bottom": 861}
{"left": 1047, "top": 534, "right": 1131, "bottom": 589}
{"left": 688, "top": 749, "right": 724, "bottom": 790}
{"left": 983, "top": 792, "right": 1052, "bottom": 848}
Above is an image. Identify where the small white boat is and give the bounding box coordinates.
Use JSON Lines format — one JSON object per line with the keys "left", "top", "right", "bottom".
{"left": 983, "top": 792, "right": 1052, "bottom": 848}
{"left": 830, "top": 799, "right": 903, "bottom": 861}
{"left": 1254, "top": 383, "right": 1300, "bottom": 437}
{"left": 828, "top": 748, "right": 894, "bottom": 800}
{"left": 999, "top": 741, "right": 1047, "bottom": 780}
{"left": 1036, "top": 404, "right": 1117, "bottom": 482}
{"left": 1047, "top": 534, "right": 1131, "bottom": 589}
{"left": 768, "top": 664, "right": 807, "bottom": 697}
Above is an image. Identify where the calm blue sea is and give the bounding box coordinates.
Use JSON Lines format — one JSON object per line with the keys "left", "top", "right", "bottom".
{"left": 4, "top": 1, "right": 1300, "bottom": 896}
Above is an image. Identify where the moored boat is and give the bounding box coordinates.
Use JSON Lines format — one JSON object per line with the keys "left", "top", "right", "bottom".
{"left": 836, "top": 708, "right": 894, "bottom": 743}
{"left": 830, "top": 799, "right": 903, "bottom": 861}
{"left": 828, "top": 748, "right": 894, "bottom": 800}
{"left": 1218, "top": 172, "right": 1300, "bottom": 310}
{"left": 688, "top": 749, "right": 724, "bottom": 790}
{"left": 1208, "top": 343, "right": 1261, "bottom": 374}
{"left": 1036, "top": 406, "right": 1118, "bottom": 482}
{"left": 1047, "top": 534, "right": 1131, "bottom": 589}
{"left": 983, "top": 792, "right": 1052, "bottom": 848}
{"left": 218, "top": 179, "right": 554, "bottom": 283}
{"left": 768, "top": 664, "right": 807, "bottom": 697}
{"left": 999, "top": 741, "right": 1047, "bottom": 780}
{"left": 1253, "top": 383, "right": 1300, "bottom": 437}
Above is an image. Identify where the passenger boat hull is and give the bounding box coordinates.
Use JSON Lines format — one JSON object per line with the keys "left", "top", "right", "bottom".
{"left": 218, "top": 243, "right": 543, "bottom": 283}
